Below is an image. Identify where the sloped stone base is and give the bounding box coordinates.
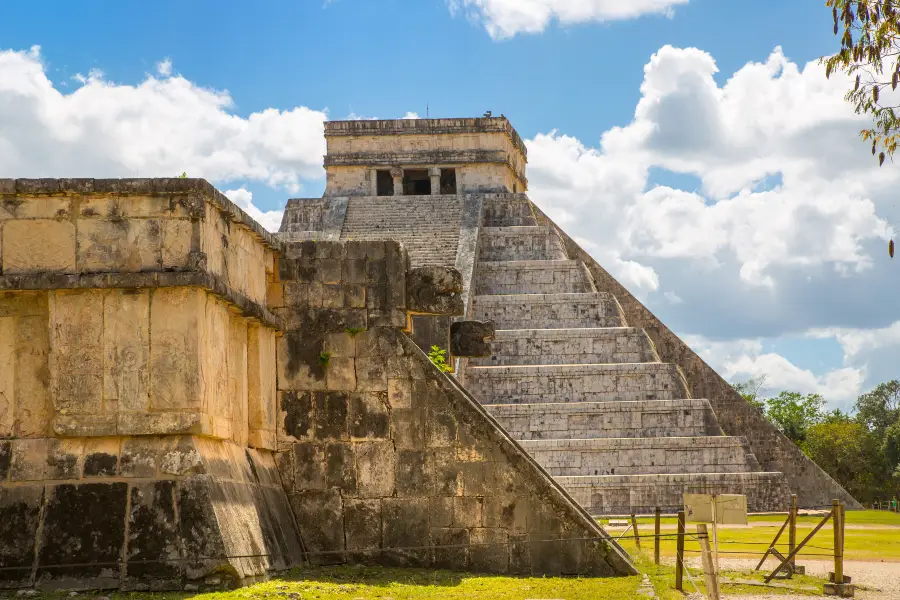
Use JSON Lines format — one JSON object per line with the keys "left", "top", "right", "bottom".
{"left": 0, "top": 436, "right": 303, "bottom": 591}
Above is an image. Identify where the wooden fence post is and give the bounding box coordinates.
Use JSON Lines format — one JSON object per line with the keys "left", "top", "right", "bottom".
{"left": 675, "top": 510, "right": 685, "bottom": 592}
{"left": 833, "top": 499, "right": 843, "bottom": 585}
{"left": 654, "top": 507, "right": 661, "bottom": 565}
{"left": 697, "top": 524, "right": 721, "bottom": 600}
{"left": 789, "top": 494, "right": 797, "bottom": 570}
{"left": 631, "top": 513, "right": 641, "bottom": 550}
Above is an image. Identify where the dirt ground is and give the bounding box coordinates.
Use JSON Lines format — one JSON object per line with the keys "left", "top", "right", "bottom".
{"left": 678, "top": 557, "right": 900, "bottom": 599}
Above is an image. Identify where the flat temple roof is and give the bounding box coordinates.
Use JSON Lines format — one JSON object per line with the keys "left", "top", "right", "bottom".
{"left": 324, "top": 117, "right": 527, "bottom": 160}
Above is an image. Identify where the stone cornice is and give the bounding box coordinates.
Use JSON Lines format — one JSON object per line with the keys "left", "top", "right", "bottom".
{"left": 0, "top": 178, "right": 284, "bottom": 253}
{"left": 324, "top": 117, "right": 528, "bottom": 161}
{"left": 0, "top": 270, "right": 283, "bottom": 330}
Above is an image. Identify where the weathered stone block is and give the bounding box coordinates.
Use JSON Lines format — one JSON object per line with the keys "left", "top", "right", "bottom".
{"left": 469, "top": 528, "right": 509, "bottom": 573}
{"left": 279, "top": 391, "right": 313, "bottom": 441}
{"left": 83, "top": 438, "right": 120, "bottom": 477}
{"left": 76, "top": 218, "right": 162, "bottom": 272}
{"left": 291, "top": 443, "right": 326, "bottom": 491}
{"left": 381, "top": 498, "right": 430, "bottom": 566}
{"left": 290, "top": 489, "right": 345, "bottom": 565}
{"left": 355, "top": 441, "right": 395, "bottom": 498}
{"left": 349, "top": 392, "right": 389, "bottom": 439}
{"left": 125, "top": 481, "right": 182, "bottom": 590}
{"left": 2, "top": 220, "right": 76, "bottom": 274}
{"left": 0, "top": 486, "right": 43, "bottom": 587}
{"left": 36, "top": 482, "right": 128, "bottom": 589}
{"left": 406, "top": 266, "right": 463, "bottom": 316}
{"left": 343, "top": 499, "right": 382, "bottom": 551}
{"left": 119, "top": 437, "right": 161, "bottom": 478}
{"left": 315, "top": 391, "right": 349, "bottom": 440}
{"left": 325, "top": 442, "right": 357, "bottom": 494}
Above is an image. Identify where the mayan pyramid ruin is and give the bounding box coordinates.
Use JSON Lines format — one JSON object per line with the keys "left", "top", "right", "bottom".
{"left": 280, "top": 116, "right": 859, "bottom": 515}
{"left": 0, "top": 115, "right": 856, "bottom": 591}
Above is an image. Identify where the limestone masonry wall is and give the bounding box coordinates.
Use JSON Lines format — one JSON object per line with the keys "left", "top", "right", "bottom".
{"left": 271, "top": 240, "right": 634, "bottom": 576}
{"left": 0, "top": 179, "right": 302, "bottom": 591}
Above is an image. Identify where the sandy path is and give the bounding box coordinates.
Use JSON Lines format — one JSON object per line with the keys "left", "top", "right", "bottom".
{"left": 669, "top": 557, "right": 900, "bottom": 599}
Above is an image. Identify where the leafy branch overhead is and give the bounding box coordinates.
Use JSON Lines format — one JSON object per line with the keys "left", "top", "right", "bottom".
{"left": 822, "top": 1, "right": 900, "bottom": 167}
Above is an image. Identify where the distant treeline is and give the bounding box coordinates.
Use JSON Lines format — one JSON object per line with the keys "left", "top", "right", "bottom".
{"left": 733, "top": 378, "right": 900, "bottom": 504}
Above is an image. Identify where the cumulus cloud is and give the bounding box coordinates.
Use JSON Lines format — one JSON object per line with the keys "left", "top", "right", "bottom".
{"left": 683, "top": 334, "right": 865, "bottom": 410}
{"left": 528, "top": 45, "right": 896, "bottom": 299}
{"left": 525, "top": 45, "right": 900, "bottom": 400}
{"left": 449, "top": 0, "right": 688, "bottom": 39}
{"left": 224, "top": 188, "right": 284, "bottom": 233}
{"left": 0, "top": 46, "right": 327, "bottom": 194}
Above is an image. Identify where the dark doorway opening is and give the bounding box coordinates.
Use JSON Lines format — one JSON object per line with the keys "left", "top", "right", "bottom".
{"left": 403, "top": 169, "right": 431, "bottom": 195}
{"left": 376, "top": 170, "right": 394, "bottom": 196}
{"left": 440, "top": 168, "right": 457, "bottom": 195}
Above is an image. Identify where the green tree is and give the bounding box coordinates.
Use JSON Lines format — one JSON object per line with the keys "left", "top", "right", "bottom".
{"left": 765, "top": 391, "right": 827, "bottom": 445}
{"left": 884, "top": 419, "right": 900, "bottom": 467}
{"left": 822, "top": 1, "right": 900, "bottom": 166}
{"left": 855, "top": 379, "right": 900, "bottom": 434}
{"left": 804, "top": 420, "right": 887, "bottom": 504}
{"left": 731, "top": 376, "right": 767, "bottom": 412}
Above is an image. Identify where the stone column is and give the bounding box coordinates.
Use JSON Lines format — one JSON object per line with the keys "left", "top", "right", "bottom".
{"left": 429, "top": 167, "right": 442, "bottom": 195}
{"left": 390, "top": 167, "right": 404, "bottom": 196}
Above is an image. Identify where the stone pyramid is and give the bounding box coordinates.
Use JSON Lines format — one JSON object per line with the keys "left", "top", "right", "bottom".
{"left": 280, "top": 116, "right": 859, "bottom": 515}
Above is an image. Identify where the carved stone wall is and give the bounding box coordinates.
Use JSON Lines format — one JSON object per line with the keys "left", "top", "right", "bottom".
{"left": 0, "top": 179, "right": 303, "bottom": 591}
{"left": 271, "top": 240, "right": 635, "bottom": 576}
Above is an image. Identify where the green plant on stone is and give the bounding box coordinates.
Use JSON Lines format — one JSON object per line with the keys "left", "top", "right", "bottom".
{"left": 177, "top": 171, "right": 187, "bottom": 178}
{"left": 428, "top": 345, "right": 452, "bottom": 373}
{"left": 344, "top": 327, "right": 365, "bottom": 337}
{"left": 318, "top": 351, "right": 331, "bottom": 368}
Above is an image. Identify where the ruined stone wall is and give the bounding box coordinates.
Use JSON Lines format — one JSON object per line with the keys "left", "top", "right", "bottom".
{"left": 0, "top": 179, "right": 303, "bottom": 591}
{"left": 527, "top": 201, "right": 861, "bottom": 509}
{"left": 271, "top": 240, "right": 635, "bottom": 576}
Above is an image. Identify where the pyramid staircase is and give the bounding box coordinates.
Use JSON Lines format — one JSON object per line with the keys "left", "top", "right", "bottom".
{"left": 465, "top": 195, "right": 792, "bottom": 515}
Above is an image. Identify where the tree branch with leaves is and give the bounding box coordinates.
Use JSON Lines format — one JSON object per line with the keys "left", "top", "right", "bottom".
{"left": 823, "top": 1, "right": 900, "bottom": 166}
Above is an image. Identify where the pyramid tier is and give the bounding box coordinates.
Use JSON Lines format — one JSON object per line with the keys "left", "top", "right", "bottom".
{"left": 518, "top": 436, "right": 760, "bottom": 477}
{"left": 558, "top": 472, "right": 793, "bottom": 515}
{"left": 475, "top": 260, "right": 595, "bottom": 295}
{"left": 482, "top": 193, "right": 537, "bottom": 227}
{"left": 470, "top": 327, "right": 658, "bottom": 366}
{"left": 485, "top": 399, "right": 722, "bottom": 440}
{"left": 478, "top": 226, "right": 568, "bottom": 261}
{"left": 467, "top": 362, "right": 689, "bottom": 404}
{"left": 472, "top": 293, "right": 624, "bottom": 329}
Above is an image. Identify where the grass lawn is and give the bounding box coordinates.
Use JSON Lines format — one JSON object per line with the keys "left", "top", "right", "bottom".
{"left": 607, "top": 509, "right": 900, "bottom": 562}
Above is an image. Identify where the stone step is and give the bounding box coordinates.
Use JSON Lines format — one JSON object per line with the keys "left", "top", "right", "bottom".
{"left": 482, "top": 193, "right": 536, "bottom": 227}
{"left": 556, "top": 472, "right": 793, "bottom": 515}
{"left": 469, "top": 327, "right": 658, "bottom": 366}
{"left": 472, "top": 293, "right": 625, "bottom": 329}
{"left": 339, "top": 196, "right": 462, "bottom": 267}
{"left": 478, "top": 226, "right": 567, "bottom": 261}
{"left": 466, "top": 362, "right": 689, "bottom": 404}
{"left": 475, "top": 260, "right": 596, "bottom": 295}
{"left": 519, "top": 436, "right": 759, "bottom": 477}
{"left": 484, "top": 399, "right": 722, "bottom": 440}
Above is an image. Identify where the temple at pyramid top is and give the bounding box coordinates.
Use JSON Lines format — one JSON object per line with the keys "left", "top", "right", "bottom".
{"left": 322, "top": 117, "right": 528, "bottom": 196}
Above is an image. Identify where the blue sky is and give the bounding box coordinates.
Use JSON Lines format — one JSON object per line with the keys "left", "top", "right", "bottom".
{"left": 0, "top": 0, "right": 897, "bottom": 409}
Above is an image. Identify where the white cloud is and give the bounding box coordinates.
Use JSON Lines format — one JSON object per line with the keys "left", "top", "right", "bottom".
{"left": 525, "top": 44, "right": 900, "bottom": 398}
{"left": 449, "top": 0, "right": 688, "bottom": 39}
{"left": 683, "top": 334, "right": 865, "bottom": 410}
{"left": 402, "top": 112, "right": 420, "bottom": 119}
{"left": 224, "top": 188, "right": 283, "bottom": 233}
{"left": 156, "top": 58, "right": 172, "bottom": 77}
{"left": 0, "top": 46, "right": 327, "bottom": 194}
